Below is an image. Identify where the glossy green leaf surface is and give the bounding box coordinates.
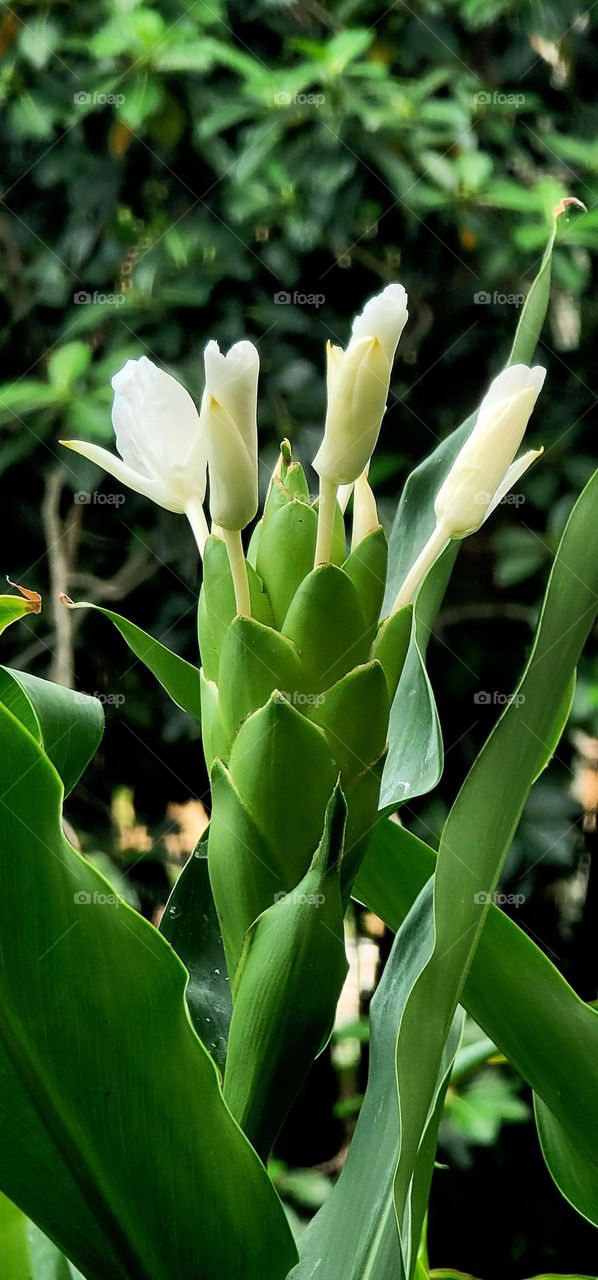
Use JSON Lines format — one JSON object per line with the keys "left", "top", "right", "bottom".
{"left": 535, "top": 1095, "right": 598, "bottom": 1227}
{"left": 0, "top": 701, "right": 296, "bottom": 1280}
{"left": 386, "top": 467, "right": 598, "bottom": 1251}
{"left": 292, "top": 883, "right": 462, "bottom": 1280}
{"left": 62, "top": 599, "right": 201, "bottom": 719}
{"left": 224, "top": 785, "right": 348, "bottom": 1158}
{"left": 356, "top": 818, "right": 598, "bottom": 1217}
{"left": 0, "top": 668, "right": 104, "bottom": 795}
{"left": 159, "top": 837, "right": 232, "bottom": 1076}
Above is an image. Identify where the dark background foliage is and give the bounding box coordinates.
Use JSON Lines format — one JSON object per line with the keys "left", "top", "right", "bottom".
{"left": 1, "top": 0, "right": 597, "bottom": 1274}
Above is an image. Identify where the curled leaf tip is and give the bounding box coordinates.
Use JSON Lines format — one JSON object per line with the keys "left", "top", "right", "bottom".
{"left": 554, "top": 195, "right": 587, "bottom": 219}
{"left": 59, "top": 592, "right": 76, "bottom": 608}
{"left": 6, "top": 578, "right": 41, "bottom": 613}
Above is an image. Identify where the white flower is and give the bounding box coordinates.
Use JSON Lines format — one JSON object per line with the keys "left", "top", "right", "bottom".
{"left": 434, "top": 364, "right": 545, "bottom": 538}
{"left": 391, "top": 364, "right": 545, "bottom": 614}
{"left": 313, "top": 283, "right": 409, "bottom": 487}
{"left": 60, "top": 356, "right": 209, "bottom": 549}
{"left": 201, "top": 340, "right": 259, "bottom": 532}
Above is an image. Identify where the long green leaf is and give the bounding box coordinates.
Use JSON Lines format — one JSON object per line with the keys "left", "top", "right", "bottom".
{"left": 0, "top": 700, "right": 296, "bottom": 1280}
{"left": 61, "top": 598, "right": 201, "bottom": 720}
{"left": 535, "top": 1095, "right": 598, "bottom": 1227}
{"left": 291, "top": 883, "right": 462, "bottom": 1280}
{"left": 355, "top": 818, "right": 598, "bottom": 1210}
{"left": 391, "top": 466, "right": 598, "bottom": 1260}
{"left": 0, "top": 668, "right": 103, "bottom": 794}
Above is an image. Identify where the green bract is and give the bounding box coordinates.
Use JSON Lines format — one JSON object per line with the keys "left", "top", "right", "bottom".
{"left": 200, "top": 451, "right": 396, "bottom": 992}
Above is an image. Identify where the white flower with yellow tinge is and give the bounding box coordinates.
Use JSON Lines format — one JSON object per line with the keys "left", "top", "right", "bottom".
{"left": 60, "top": 356, "right": 210, "bottom": 554}
{"left": 313, "top": 283, "right": 409, "bottom": 565}
{"left": 200, "top": 339, "right": 260, "bottom": 617}
{"left": 391, "top": 364, "right": 546, "bottom": 613}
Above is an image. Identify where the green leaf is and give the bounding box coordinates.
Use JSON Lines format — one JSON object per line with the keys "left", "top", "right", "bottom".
{"left": 0, "top": 1193, "right": 82, "bottom": 1278}
{"left": 0, "top": 669, "right": 103, "bottom": 795}
{"left": 224, "top": 785, "right": 348, "bottom": 1158}
{"left": 384, "top": 466, "right": 598, "bottom": 1250}
{"left": 0, "top": 1193, "right": 30, "bottom": 1279}
{"left": 535, "top": 1095, "right": 598, "bottom": 1227}
{"left": 0, "top": 585, "right": 41, "bottom": 636}
{"left": 47, "top": 343, "right": 91, "bottom": 393}
{"left": 0, "top": 701, "right": 296, "bottom": 1280}
{"left": 380, "top": 553, "right": 454, "bottom": 809}
{"left": 62, "top": 598, "right": 201, "bottom": 720}
{"left": 159, "top": 837, "right": 232, "bottom": 1076}
{"left": 291, "top": 883, "right": 462, "bottom": 1280}
{"left": 356, "top": 817, "right": 598, "bottom": 1224}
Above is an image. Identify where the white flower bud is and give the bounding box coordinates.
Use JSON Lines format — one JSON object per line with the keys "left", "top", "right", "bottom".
{"left": 434, "top": 364, "right": 546, "bottom": 538}
{"left": 313, "top": 283, "right": 408, "bottom": 486}
{"left": 201, "top": 340, "right": 259, "bottom": 532}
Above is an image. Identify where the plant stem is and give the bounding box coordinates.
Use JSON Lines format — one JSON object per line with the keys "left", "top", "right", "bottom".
{"left": 223, "top": 528, "right": 251, "bottom": 616}
{"left": 185, "top": 498, "right": 210, "bottom": 558}
{"left": 390, "top": 521, "right": 450, "bottom": 614}
{"left": 314, "top": 476, "right": 338, "bottom": 567}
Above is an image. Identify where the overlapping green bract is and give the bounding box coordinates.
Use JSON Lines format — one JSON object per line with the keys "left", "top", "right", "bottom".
{"left": 199, "top": 448, "right": 405, "bottom": 986}
{"left": 198, "top": 446, "right": 410, "bottom": 1152}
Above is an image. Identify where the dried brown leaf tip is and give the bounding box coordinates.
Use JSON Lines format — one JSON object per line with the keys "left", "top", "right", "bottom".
{"left": 554, "top": 196, "right": 587, "bottom": 219}
{"left": 6, "top": 578, "right": 41, "bottom": 614}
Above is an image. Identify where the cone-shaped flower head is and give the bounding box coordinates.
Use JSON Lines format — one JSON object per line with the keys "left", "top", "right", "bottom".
{"left": 313, "top": 283, "right": 408, "bottom": 486}
{"left": 434, "top": 364, "right": 546, "bottom": 538}
{"left": 61, "top": 357, "right": 207, "bottom": 516}
{"left": 201, "top": 340, "right": 259, "bottom": 531}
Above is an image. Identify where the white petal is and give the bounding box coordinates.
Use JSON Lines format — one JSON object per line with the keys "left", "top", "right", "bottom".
{"left": 351, "top": 472, "right": 379, "bottom": 549}
{"left": 477, "top": 363, "right": 546, "bottom": 428}
{"left": 349, "top": 283, "right": 408, "bottom": 364}
{"left": 111, "top": 356, "right": 203, "bottom": 480}
{"left": 483, "top": 447, "right": 543, "bottom": 521}
{"left": 203, "top": 340, "right": 259, "bottom": 465}
{"left": 337, "top": 481, "right": 355, "bottom": 513}
{"left": 60, "top": 440, "right": 186, "bottom": 513}
{"left": 202, "top": 396, "right": 257, "bottom": 531}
